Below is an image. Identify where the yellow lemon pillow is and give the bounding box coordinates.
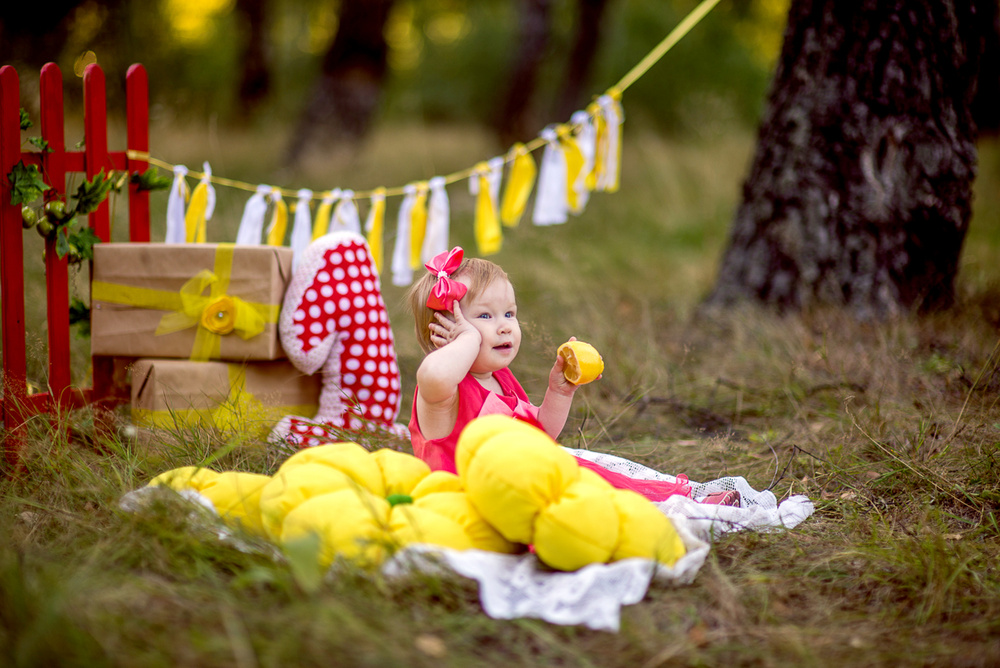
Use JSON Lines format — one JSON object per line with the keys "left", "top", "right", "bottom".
{"left": 456, "top": 415, "right": 687, "bottom": 570}
{"left": 144, "top": 445, "right": 521, "bottom": 571}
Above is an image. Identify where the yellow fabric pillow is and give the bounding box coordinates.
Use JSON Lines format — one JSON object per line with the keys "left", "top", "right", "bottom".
{"left": 282, "top": 488, "right": 392, "bottom": 568}
{"left": 197, "top": 471, "right": 271, "bottom": 537}
{"left": 145, "top": 445, "right": 521, "bottom": 570}
{"left": 149, "top": 465, "right": 218, "bottom": 491}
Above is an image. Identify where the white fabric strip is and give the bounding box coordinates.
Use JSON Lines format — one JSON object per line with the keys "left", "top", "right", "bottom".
{"left": 290, "top": 188, "right": 314, "bottom": 270}
{"left": 421, "top": 176, "right": 451, "bottom": 264}
{"left": 532, "top": 126, "right": 568, "bottom": 226}
{"left": 391, "top": 184, "right": 418, "bottom": 286}
{"left": 165, "top": 165, "right": 188, "bottom": 244}
{"left": 235, "top": 185, "right": 272, "bottom": 245}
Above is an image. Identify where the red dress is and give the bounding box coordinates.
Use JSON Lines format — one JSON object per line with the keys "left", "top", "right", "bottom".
{"left": 409, "top": 369, "right": 691, "bottom": 502}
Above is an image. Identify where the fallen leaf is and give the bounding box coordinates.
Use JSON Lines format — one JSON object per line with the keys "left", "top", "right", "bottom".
{"left": 415, "top": 634, "right": 447, "bottom": 658}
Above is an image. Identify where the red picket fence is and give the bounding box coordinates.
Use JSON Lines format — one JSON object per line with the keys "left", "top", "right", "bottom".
{"left": 1, "top": 62, "right": 151, "bottom": 471}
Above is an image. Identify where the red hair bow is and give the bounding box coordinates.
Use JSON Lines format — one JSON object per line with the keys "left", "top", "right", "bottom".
{"left": 425, "top": 247, "right": 468, "bottom": 312}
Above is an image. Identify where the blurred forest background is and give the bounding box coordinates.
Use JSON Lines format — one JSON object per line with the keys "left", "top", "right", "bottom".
{"left": 1, "top": 0, "right": 789, "bottom": 152}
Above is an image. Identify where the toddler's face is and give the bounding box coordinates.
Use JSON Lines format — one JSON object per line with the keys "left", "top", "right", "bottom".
{"left": 458, "top": 277, "right": 521, "bottom": 375}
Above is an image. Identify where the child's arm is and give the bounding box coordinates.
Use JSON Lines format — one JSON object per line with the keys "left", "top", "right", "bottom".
{"left": 415, "top": 300, "right": 481, "bottom": 438}
{"left": 537, "top": 349, "right": 580, "bottom": 440}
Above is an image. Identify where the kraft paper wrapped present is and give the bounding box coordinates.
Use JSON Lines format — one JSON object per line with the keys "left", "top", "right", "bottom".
{"left": 91, "top": 243, "right": 293, "bottom": 361}
{"left": 130, "top": 359, "right": 322, "bottom": 435}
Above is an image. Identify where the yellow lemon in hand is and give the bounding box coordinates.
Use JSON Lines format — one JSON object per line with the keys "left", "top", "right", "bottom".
{"left": 557, "top": 340, "right": 604, "bottom": 385}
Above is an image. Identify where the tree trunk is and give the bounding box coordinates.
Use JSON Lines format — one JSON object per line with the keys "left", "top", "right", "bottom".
{"left": 494, "top": 0, "right": 553, "bottom": 148}
{"left": 235, "top": 0, "right": 271, "bottom": 120}
{"left": 706, "top": 0, "right": 993, "bottom": 319}
{"left": 553, "top": 0, "right": 610, "bottom": 122}
{"left": 284, "top": 0, "right": 394, "bottom": 166}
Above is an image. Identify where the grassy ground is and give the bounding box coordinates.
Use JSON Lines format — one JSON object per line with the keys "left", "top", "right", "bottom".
{"left": 3, "top": 123, "right": 1000, "bottom": 667}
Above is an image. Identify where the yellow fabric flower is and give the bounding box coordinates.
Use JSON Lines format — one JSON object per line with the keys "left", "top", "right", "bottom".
{"left": 200, "top": 295, "right": 236, "bottom": 335}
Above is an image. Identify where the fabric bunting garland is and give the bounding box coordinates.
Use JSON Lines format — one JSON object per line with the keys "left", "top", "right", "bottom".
{"left": 289, "top": 189, "right": 313, "bottom": 270}
{"left": 500, "top": 143, "right": 536, "bottom": 227}
{"left": 312, "top": 189, "right": 339, "bottom": 240}
{"left": 366, "top": 187, "right": 386, "bottom": 273}
{"left": 408, "top": 183, "right": 429, "bottom": 269}
{"left": 391, "top": 184, "right": 418, "bottom": 286}
{"left": 421, "top": 176, "right": 451, "bottom": 264}
{"left": 471, "top": 160, "right": 503, "bottom": 255}
{"left": 184, "top": 162, "right": 216, "bottom": 243}
{"left": 235, "top": 185, "right": 271, "bottom": 246}
{"left": 165, "top": 165, "right": 189, "bottom": 244}
{"left": 532, "top": 127, "right": 569, "bottom": 226}
{"left": 265, "top": 190, "right": 288, "bottom": 247}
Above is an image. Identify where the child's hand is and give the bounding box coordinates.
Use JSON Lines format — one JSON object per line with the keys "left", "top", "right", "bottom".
{"left": 428, "top": 299, "right": 480, "bottom": 350}
{"left": 548, "top": 336, "right": 583, "bottom": 396}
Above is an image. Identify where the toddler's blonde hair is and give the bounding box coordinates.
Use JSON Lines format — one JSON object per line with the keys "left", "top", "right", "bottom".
{"left": 407, "top": 258, "right": 510, "bottom": 354}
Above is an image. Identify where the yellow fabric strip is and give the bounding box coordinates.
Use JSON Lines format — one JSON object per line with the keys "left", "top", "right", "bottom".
{"left": 586, "top": 101, "right": 606, "bottom": 192}
{"left": 266, "top": 197, "right": 288, "bottom": 246}
{"left": 500, "top": 144, "right": 536, "bottom": 228}
{"left": 367, "top": 187, "right": 386, "bottom": 273}
{"left": 473, "top": 163, "right": 502, "bottom": 256}
{"left": 558, "top": 125, "right": 586, "bottom": 213}
{"left": 185, "top": 181, "right": 210, "bottom": 243}
{"left": 312, "top": 194, "right": 335, "bottom": 240}
{"left": 408, "top": 184, "right": 429, "bottom": 269}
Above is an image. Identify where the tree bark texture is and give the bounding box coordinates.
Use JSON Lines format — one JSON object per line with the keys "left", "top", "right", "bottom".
{"left": 285, "top": 0, "right": 394, "bottom": 165}
{"left": 707, "top": 0, "right": 994, "bottom": 319}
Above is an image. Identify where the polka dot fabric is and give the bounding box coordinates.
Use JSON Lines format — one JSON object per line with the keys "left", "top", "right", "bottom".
{"left": 270, "top": 231, "right": 408, "bottom": 449}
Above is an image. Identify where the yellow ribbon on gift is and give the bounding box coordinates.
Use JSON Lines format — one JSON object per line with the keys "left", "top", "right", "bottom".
{"left": 500, "top": 143, "right": 536, "bottom": 228}
{"left": 134, "top": 364, "right": 318, "bottom": 436}
{"left": 91, "top": 244, "right": 280, "bottom": 362}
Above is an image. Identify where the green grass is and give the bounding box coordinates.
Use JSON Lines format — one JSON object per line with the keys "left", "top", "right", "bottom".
{"left": 3, "top": 124, "right": 1000, "bottom": 666}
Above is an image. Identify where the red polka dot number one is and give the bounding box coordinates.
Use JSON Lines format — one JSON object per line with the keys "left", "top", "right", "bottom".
{"left": 273, "top": 232, "right": 409, "bottom": 448}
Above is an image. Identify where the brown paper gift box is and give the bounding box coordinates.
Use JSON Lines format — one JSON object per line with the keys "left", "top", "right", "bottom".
{"left": 91, "top": 243, "right": 293, "bottom": 361}
{"left": 130, "top": 359, "right": 322, "bottom": 435}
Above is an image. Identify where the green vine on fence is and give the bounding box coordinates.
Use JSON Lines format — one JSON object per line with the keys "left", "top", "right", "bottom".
{"left": 9, "top": 106, "right": 138, "bottom": 266}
